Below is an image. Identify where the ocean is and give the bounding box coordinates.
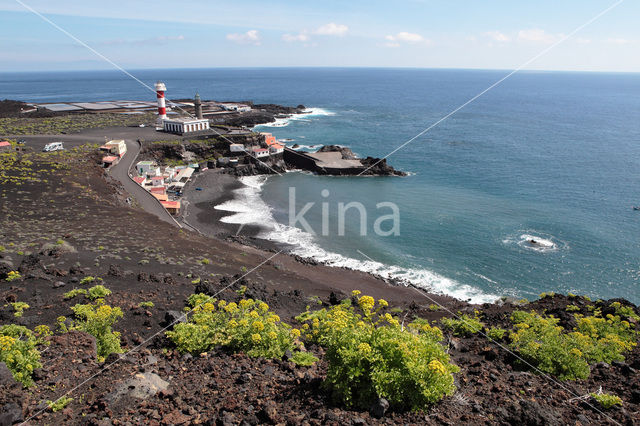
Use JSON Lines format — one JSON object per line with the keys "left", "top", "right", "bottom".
{"left": 2, "top": 68, "right": 640, "bottom": 303}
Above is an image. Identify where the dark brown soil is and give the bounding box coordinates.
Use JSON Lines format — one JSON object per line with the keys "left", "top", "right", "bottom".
{"left": 0, "top": 142, "right": 638, "bottom": 425}
{"left": 0, "top": 100, "right": 63, "bottom": 118}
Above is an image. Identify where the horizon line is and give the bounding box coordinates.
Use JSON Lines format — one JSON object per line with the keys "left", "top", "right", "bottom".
{"left": 2, "top": 65, "right": 640, "bottom": 75}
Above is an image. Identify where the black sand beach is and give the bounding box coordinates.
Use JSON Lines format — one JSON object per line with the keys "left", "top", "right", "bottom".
{"left": 180, "top": 169, "right": 284, "bottom": 251}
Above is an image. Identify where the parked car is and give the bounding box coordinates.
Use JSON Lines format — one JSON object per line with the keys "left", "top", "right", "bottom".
{"left": 43, "top": 142, "right": 64, "bottom": 152}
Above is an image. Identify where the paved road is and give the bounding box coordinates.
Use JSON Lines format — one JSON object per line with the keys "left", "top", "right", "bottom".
{"left": 5, "top": 126, "right": 182, "bottom": 151}
{"left": 109, "top": 139, "right": 177, "bottom": 225}
{"left": 307, "top": 151, "right": 363, "bottom": 169}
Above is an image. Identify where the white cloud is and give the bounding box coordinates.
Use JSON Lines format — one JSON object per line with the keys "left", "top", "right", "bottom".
{"left": 386, "top": 32, "right": 425, "bottom": 43}
{"left": 282, "top": 32, "right": 309, "bottom": 43}
{"left": 517, "top": 29, "right": 563, "bottom": 44}
{"left": 484, "top": 31, "right": 510, "bottom": 42}
{"left": 384, "top": 32, "right": 430, "bottom": 47}
{"left": 575, "top": 37, "right": 591, "bottom": 44}
{"left": 606, "top": 37, "right": 631, "bottom": 45}
{"left": 314, "top": 23, "right": 349, "bottom": 36}
{"left": 226, "top": 30, "right": 261, "bottom": 45}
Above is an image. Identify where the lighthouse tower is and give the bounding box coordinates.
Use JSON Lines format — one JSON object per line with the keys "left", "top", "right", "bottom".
{"left": 155, "top": 81, "right": 167, "bottom": 127}
{"left": 194, "top": 92, "right": 203, "bottom": 119}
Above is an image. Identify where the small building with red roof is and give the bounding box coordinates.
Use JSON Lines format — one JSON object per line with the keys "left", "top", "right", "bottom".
{"left": 102, "top": 155, "right": 119, "bottom": 168}
{"left": 133, "top": 176, "right": 146, "bottom": 186}
{"left": 149, "top": 186, "right": 166, "bottom": 195}
{"left": 251, "top": 147, "right": 270, "bottom": 158}
{"left": 150, "top": 176, "right": 165, "bottom": 187}
{"left": 160, "top": 200, "right": 181, "bottom": 215}
{"left": 0, "top": 141, "right": 12, "bottom": 152}
{"left": 269, "top": 143, "right": 284, "bottom": 155}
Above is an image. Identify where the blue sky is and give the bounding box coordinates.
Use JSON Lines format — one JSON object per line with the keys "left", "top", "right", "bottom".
{"left": 0, "top": 0, "right": 638, "bottom": 72}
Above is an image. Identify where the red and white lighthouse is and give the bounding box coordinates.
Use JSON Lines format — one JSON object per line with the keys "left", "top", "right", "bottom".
{"left": 155, "top": 81, "right": 167, "bottom": 126}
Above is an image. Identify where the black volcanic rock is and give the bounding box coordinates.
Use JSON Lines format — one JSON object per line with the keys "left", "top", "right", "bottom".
{"left": 359, "top": 157, "right": 406, "bottom": 176}
{"left": 313, "top": 145, "right": 406, "bottom": 176}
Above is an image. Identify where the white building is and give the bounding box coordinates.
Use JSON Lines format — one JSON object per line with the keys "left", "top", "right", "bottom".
{"left": 150, "top": 176, "right": 165, "bottom": 187}
{"left": 251, "top": 147, "right": 270, "bottom": 158}
{"left": 230, "top": 144, "right": 245, "bottom": 153}
{"left": 174, "top": 167, "right": 194, "bottom": 183}
{"left": 162, "top": 118, "right": 210, "bottom": 135}
{"left": 136, "top": 161, "right": 160, "bottom": 177}
{"left": 100, "top": 139, "right": 127, "bottom": 157}
{"left": 269, "top": 144, "right": 284, "bottom": 155}
{"left": 221, "top": 104, "right": 251, "bottom": 112}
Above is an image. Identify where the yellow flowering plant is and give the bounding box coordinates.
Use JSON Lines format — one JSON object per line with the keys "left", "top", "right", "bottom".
{"left": 68, "top": 299, "right": 123, "bottom": 362}
{"left": 508, "top": 310, "right": 638, "bottom": 380}
{"left": 167, "top": 294, "right": 316, "bottom": 364}
{"left": 10, "top": 302, "right": 29, "bottom": 318}
{"left": 296, "top": 292, "right": 458, "bottom": 410}
{"left": 5, "top": 270, "right": 21, "bottom": 282}
{"left": 0, "top": 324, "right": 44, "bottom": 387}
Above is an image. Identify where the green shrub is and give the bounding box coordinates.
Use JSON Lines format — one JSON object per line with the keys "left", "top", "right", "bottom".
{"left": 200, "top": 258, "right": 210, "bottom": 265}
{"left": 609, "top": 301, "right": 640, "bottom": 321}
{"left": 87, "top": 285, "right": 111, "bottom": 300}
{"left": 509, "top": 310, "right": 637, "bottom": 380}
{"left": 509, "top": 311, "right": 589, "bottom": 380}
{"left": 591, "top": 391, "right": 622, "bottom": 409}
{"left": 167, "top": 295, "right": 302, "bottom": 360}
{"left": 69, "top": 300, "right": 123, "bottom": 362}
{"left": 291, "top": 351, "right": 318, "bottom": 366}
{"left": 440, "top": 313, "right": 484, "bottom": 336}
{"left": 47, "top": 396, "right": 73, "bottom": 412}
{"left": 79, "top": 276, "right": 98, "bottom": 285}
{"left": 138, "top": 301, "right": 154, "bottom": 308}
{"left": 63, "top": 289, "right": 87, "bottom": 300}
{"left": 0, "top": 324, "right": 43, "bottom": 386}
{"left": 566, "top": 305, "right": 580, "bottom": 312}
{"left": 486, "top": 327, "right": 507, "bottom": 340}
{"left": 11, "top": 302, "right": 29, "bottom": 317}
{"left": 296, "top": 292, "right": 458, "bottom": 410}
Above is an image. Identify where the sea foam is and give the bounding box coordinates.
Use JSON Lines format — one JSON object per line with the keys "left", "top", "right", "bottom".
{"left": 214, "top": 176, "right": 499, "bottom": 304}
{"left": 254, "top": 108, "right": 336, "bottom": 128}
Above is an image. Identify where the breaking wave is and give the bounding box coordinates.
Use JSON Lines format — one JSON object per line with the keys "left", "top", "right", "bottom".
{"left": 254, "top": 108, "right": 336, "bottom": 128}
{"left": 214, "top": 176, "right": 499, "bottom": 304}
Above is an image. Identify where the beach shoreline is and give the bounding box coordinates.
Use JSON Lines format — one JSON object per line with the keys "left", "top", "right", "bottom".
{"left": 179, "top": 169, "right": 497, "bottom": 304}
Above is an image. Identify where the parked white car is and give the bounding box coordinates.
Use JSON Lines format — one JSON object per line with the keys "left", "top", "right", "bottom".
{"left": 43, "top": 142, "right": 64, "bottom": 152}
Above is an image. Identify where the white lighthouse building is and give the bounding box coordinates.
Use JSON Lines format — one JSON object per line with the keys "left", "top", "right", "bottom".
{"left": 155, "top": 81, "right": 167, "bottom": 127}
{"left": 154, "top": 81, "right": 210, "bottom": 134}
